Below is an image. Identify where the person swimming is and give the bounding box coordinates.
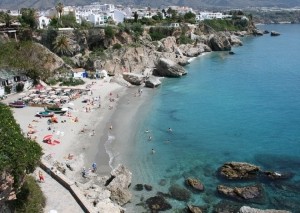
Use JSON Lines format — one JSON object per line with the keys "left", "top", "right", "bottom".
{"left": 168, "top": 128, "right": 173, "bottom": 132}
{"left": 151, "top": 149, "right": 155, "bottom": 154}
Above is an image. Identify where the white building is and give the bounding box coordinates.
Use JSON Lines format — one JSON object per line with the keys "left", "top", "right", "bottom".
{"left": 38, "top": 16, "right": 51, "bottom": 29}
{"left": 87, "top": 14, "right": 105, "bottom": 26}
{"left": 196, "top": 12, "right": 231, "bottom": 21}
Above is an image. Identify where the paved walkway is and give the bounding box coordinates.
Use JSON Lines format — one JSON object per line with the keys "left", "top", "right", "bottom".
{"left": 35, "top": 168, "right": 83, "bottom": 213}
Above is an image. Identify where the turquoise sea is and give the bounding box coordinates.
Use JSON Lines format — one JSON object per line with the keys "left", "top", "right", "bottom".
{"left": 120, "top": 24, "right": 300, "bottom": 212}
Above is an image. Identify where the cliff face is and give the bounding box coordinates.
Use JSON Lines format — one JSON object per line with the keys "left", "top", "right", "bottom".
{"left": 65, "top": 23, "right": 249, "bottom": 77}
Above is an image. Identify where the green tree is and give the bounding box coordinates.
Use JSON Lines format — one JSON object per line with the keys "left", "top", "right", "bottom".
{"left": 134, "top": 12, "right": 139, "bottom": 22}
{"left": 55, "top": 2, "right": 64, "bottom": 25}
{"left": 4, "top": 12, "right": 11, "bottom": 27}
{"left": 61, "top": 13, "right": 78, "bottom": 28}
{"left": 0, "top": 103, "right": 42, "bottom": 186}
{"left": 104, "top": 26, "right": 115, "bottom": 39}
{"left": 19, "top": 8, "right": 38, "bottom": 29}
{"left": 52, "top": 34, "right": 72, "bottom": 56}
{"left": 184, "top": 11, "right": 196, "bottom": 23}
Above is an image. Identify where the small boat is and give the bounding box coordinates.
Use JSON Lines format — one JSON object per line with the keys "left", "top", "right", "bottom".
{"left": 36, "top": 111, "right": 55, "bottom": 117}
{"left": 9, "top": 101, "right": 26, "bottom": 108}
{"left": 45, "top": 106, "right": 67, "bottom": 114}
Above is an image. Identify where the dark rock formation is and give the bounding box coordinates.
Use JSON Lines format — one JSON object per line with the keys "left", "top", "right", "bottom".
{"left": 271, "top": 31, "right": 281, "bottom": 36}
{"left": 208, "top": 33, "right": 231, "bottom": 51}
{"left": 261, "top": 171, "right": 294, "bottom": 180}
{"left": 219, "top": 162, "right": 260, "bottom": 180}
{"left": 217, "top": 184, "right": 264, "bottom": 201}
{"left": 144, "top": 184, "right": 153, "bottom": 191}
{"left": 213, "top": 200, "right": 242, "bottom": 213}
{"left": 145, "top": 76, "right": 161, "bottom": 88}
{"left": 188, "top": 205, "right": 203, "bottom": 213}
{"left": 253, "top": 29, "right": 264, "bottom": 36}
{"left": 263, "top": 30, "right": 270, "bottom": 34}
{"left": 229, "top": 35, "right": 243, "bottom": 46}
{"left": 239, "top": 206, "right": 291, "bottom": 213}
{"left": 106, "top": 164, "right": 132, "bottom": 206}
{"left": 169, "top": 184, "right": 191, "bottom": 201}
{"left": 159, "top": 179, "right": 167, "bottom": 186}
{"left": 185, "top": 177, "right": 204, "bottom": 192}
{"left": 146, "top": 196, "right": 172, "bottom": 212}
{"left": 134, "top": 184, "right": 144, "bottom": 191}
{"left": 153, "top": 58, "right": 187, "bottom": 77}
{"left": 122, "top": 72, "right": 145, "bottom": 85}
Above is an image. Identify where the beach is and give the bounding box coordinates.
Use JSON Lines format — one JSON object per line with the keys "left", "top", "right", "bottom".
{"left": 4, "top": 77, "right": 153, "bottom": 211}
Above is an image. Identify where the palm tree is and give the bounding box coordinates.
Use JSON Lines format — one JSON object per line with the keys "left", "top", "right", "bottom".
{"left": 52, "top": 34, "right": 72, "bottom": 56}
{"left": 55, "top": 2, "right": 64, "bottom": 25}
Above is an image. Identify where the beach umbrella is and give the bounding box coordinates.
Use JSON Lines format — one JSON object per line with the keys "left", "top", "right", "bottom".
{"left": 39, "top": 90, "right": 46, "bottom": 94}
{"left": 43, "top": 135, "right": 53, "bottom": 141}
{"left": 53, "top": 99, "right": 61, "bottom": 102}
{"left": 29, "top": 93, "right": 38, "bottom": 97}
{"left": 49, "top": 91, "right": 55, "bottom": 95}
{"left": 50, "top": 95, "right": 57, "bottom": 99}
{"left": 35, "top": 84, "right": 44, "bottom": 90}
{"left": 60, "top": 95, "right": 69, "bottom": 100}
{"left": 32, "top": 97, "right": 41, "bottom": 102}
{"left": 64, "top": 89, "right": 71, "bottom": 93}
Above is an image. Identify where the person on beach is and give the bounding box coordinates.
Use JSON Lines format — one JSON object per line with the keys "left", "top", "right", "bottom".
{"left": 145, "top": 129, "right": 149, "bottom": 133}
{"left": 92, "top": 163, "right": 97, "bottom": 172}
{"left": 109, "top": 125, "right": 113, "bottom": 130}
{"left": 82, "top": 168, "right": 87, "bottom": 178}
{"left": 38, "top": 171, "right": 45, "bottom": 182}
{"left": 91, "top": 130, "right": 95, "bottom": 136}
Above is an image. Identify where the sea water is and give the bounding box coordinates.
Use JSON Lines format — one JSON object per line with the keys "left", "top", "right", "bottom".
{"left": 120, "top": 24, "right": 300, "bottom": 212}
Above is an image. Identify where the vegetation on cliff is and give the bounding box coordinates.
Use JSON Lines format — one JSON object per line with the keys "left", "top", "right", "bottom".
{"left": 0, "top": 103, "right": 42, "bottom": 210}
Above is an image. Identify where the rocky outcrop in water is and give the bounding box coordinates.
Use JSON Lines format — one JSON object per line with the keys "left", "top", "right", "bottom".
{"left": 106, "top": 164, "right": 132, "bottom": 206}
{"left": 145, "top": 76, "right": 161, "bottom": 88}
{"left": 146, "top": 196, "right": 172, "bottom": 211}
{"left": 261, "top": 171, "right": 294, "bottom": 180}
{"left": 185, "top": 177, "right": 204, "bottom": 192}
{"left": 208, "top": 33, "right": 232, "bottom": 51}
{"left": 217, "top": 184, "right": 264, "bottom": 202}
{"left": 187, "top": 205, "right": 203, "bottom": 213}
{"left": 169, "top": 184, "right": 191, "bottom": 201}
{"left": 153, "top": 58, "right": 187, "bottom": 77}
{"left": 271, "top": 31, "right": 281, "bottom": 36}
{"left": 219, "top": 162, "right": 260, "bottom": 180}
{"left": 239, "top": 206, "right": 291, "bottom": 213}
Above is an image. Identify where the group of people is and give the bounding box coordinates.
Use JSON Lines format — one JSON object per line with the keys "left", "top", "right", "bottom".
{"left": 145, "top": 127, "right": 174, "bottom": 154}
{"left": 82, "top": 162, "right": 97, "bottom": 178}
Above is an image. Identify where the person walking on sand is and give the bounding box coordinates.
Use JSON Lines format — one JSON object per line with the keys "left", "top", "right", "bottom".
{"left": 38, "top": 171, "right": 45, "bottom": 182}
{"left": 92, "top": 162, "right": 97, "bottom": 172}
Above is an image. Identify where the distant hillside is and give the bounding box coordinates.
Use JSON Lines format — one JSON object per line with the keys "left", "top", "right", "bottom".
{"left": 1, "top": 0, "right": 300, "bottom": 10}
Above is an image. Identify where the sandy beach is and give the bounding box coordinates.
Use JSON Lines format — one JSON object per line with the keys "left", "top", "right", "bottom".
{"left": 3, "top": 77, "right": 152, "bottom": 211}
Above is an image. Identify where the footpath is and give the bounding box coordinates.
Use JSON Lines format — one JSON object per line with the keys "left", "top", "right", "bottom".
{"left": 35, "top": 167, "right": 83, "bottom": 213}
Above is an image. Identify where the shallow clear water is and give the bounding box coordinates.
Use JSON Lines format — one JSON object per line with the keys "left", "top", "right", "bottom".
{"left": 121, "top": 24, "right": 300, "bottom": 212}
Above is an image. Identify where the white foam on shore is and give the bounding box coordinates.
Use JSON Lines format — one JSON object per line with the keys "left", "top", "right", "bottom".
{"left": 104, "top": 134, "right": 120, "bottom": 169}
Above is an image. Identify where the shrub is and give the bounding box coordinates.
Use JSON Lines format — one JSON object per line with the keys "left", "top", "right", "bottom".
{"left": 11, "top": 176, "right": 46, "bottom": 212}
{"left": 104, "top": 26, "right": 115, "bottom": 39}
{"left": 59, "top": 77, "right": 85, "bottom": 86}
{"left": 4, "top": 85, "right": 12, "bottom": 94}
{"left": 16, "top": 83, "right": 24, "bottom": 93}
{"left": 149, "top": 27, "right": 174, "bottom": 41}
{"left": 113, "top": 43, "right": 122, "bottom": 49}
{"left": 178, "top": 35, "right": 193, "bottom": 44}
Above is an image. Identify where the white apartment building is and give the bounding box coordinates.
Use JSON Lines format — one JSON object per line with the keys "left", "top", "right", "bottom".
{"left": 196, "top": 12, "right": 232, "bottom": 21}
